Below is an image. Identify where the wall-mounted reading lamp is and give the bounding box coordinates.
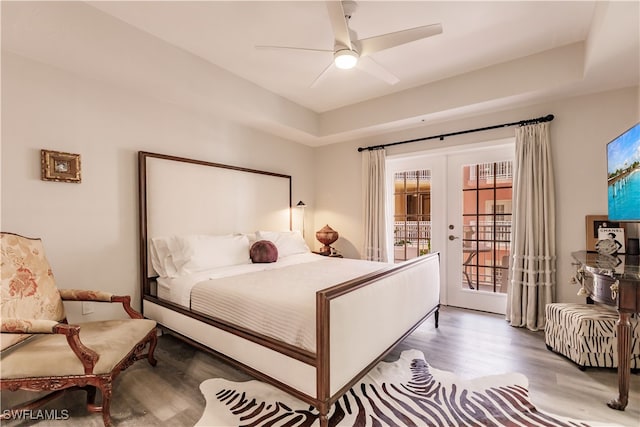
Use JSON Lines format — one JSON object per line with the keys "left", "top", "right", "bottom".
{"left": 296, "top": 201, "right": 306, "bottom": 237}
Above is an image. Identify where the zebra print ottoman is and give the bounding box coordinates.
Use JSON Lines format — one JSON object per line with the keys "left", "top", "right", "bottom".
{"left": 544, "top": 303, "right": 640, "bottom": 370}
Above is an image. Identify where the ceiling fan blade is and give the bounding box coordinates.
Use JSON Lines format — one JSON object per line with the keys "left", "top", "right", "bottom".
{"left": 325, "top": 1, "right": 352, "bottom": 49}
{"left": 357, "top": 56, "right": 400, "bottom": 85}
{"left": 310, "top": 62, "right": 334, "bottom": 88}
{"left": 255, "top": 45, "right": 333, "bottom": 53}
{"left": 359, "top": 23, "right": 443, "bottom": 57}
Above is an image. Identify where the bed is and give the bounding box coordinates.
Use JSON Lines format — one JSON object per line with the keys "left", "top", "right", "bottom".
{"left": 137, "top": 151, "right": 440, "bottom": 425}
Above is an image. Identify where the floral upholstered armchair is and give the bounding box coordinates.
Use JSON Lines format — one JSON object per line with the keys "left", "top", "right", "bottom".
{"left": 0, "top": 232, "right": 157, "bottom": 426}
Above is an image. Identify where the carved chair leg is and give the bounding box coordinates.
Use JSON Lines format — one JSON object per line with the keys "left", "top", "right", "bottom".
{"left": 147, "top": 332, "right": 158, "bottom": 366}
{"left": 101, "top": 385, "right": 113, "bottom": 427}
{"left": 86, "top": 380, "right": 113, "bottom": 427}
{"left": 99, "top": 381, "right": 113, "bottom": 427}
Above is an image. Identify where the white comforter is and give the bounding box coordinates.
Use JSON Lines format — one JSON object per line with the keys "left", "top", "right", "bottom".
{"left": 161, "top": 253, "right": 387, "bottom": 352}
{"left": 157, "top": 253, "right": 322, "bottom": 306}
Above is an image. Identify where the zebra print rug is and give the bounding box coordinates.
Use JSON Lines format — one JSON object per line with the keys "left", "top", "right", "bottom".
{"left": 195, "top": 349, "right": 617, "bottom": 427}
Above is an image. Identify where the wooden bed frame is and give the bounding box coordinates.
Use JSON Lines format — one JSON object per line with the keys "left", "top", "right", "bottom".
{"left": 137, "top": 151, "right": 440, "bottom": 425}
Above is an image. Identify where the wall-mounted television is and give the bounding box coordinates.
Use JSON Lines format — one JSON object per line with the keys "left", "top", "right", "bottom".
{"left": 607, "top": 122, "right": 640, "bottom": 221}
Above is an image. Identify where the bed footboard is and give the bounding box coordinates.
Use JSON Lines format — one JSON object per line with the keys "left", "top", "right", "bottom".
{"left": 316, "top": 252, "right": 440, "bottom": 401}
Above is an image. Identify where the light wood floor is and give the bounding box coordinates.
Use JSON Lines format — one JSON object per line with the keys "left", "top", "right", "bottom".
{"left": 2, "top": 306, "right": 638, "bottom": 426}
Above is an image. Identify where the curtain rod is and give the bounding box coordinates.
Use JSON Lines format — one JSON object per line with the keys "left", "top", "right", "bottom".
{"left": 357, "top": 114, "right": 554, "bottom": 152}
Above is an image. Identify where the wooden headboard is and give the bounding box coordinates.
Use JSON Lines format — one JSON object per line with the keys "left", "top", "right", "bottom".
{"left": 138, "top": 151, "right": 292, "bottom": 294}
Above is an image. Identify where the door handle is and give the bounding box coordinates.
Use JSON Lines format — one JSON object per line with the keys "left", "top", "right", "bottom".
{"left": 448, "top": 235, "right": 459, "bottom": 241}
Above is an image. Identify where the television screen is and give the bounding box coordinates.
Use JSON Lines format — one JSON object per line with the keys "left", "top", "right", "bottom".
{"left": 607, "top": 122, "right": 640, "bottom": 221}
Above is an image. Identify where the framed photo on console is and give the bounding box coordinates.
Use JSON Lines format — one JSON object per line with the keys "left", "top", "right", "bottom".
{"left": 585, "top": 215, "right": 620, "bottom": 252}
{"left": 597, "top": 227, "right": 625, "bottom": 254}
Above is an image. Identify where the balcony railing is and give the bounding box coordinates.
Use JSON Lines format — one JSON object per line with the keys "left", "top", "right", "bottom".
{"left": 465, "top": 220, "right": 512, "bottom": 242}
{"left": 393, "top": 220, "right": 432, "bottom": 242}
{"left": 394, "top": 170, "right": 432, "bottom": 181}
{"left": 394, "top": 220, "right": 512, "bottom": 243}
{"left": 468, "top": 161, "right": 513, "bottom": 182}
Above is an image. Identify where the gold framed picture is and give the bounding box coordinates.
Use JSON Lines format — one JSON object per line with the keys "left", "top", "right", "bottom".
{"left": 585, "top": 215, "right": 619, "bottom": 252}
{"left": 41, "top": 149, "right": 81, "bottom": 183}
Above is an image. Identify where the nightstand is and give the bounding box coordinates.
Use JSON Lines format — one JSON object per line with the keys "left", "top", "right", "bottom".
{"left": 312, "top": 250, "right": 343, "bottom": 258}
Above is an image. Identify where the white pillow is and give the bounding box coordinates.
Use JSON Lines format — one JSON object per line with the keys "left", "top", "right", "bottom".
{"left": 173, "top": 234, "right": 250, "bottom": 275}
{"left": 235, "top": 232, "right": 257, "bottom": 245}
{"left": 150, "top": 236, "right": 179, "bottom": 278}
{"left": 255, "top": 230, "right": 309, "bottom": 258}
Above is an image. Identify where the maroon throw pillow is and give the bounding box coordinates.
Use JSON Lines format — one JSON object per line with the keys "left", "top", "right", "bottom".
{"left": 250, "top": 240, "right": 278, "bottom": 263}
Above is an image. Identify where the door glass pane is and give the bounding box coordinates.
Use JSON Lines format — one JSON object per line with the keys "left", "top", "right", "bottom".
{"left": 495, "top": 188, "right": 513, "bottom": 215}
{"left": 462, "top": 217, "right": 477, "bottom": 245}
{"left": 478, "top": 162, "right": 495, "bottom": 189}
{"left": 463, "top": 190, "right": 477, "bottom": 215}
{"left": 460, "top": 161, "right": 513, "bottom": 293}
{"left": 394, "top": 194, "right": 404, "bottom": 210}
{"left": 463, "top": 164, "right": 478, "bottom": 190}
{"left": 418, "top": 172, "right": 431, "bottom": 191}
{"left": 420, "top": 195, "right": 431, "bottom": 216}
{"left": 406, "top": 195, "right": 418, "bottom": 215}
{"left": 478, "top": 189, "right": 495, "bottom": 214}
{"left": 393, "top": 170, "right": 431, "bottom": 263}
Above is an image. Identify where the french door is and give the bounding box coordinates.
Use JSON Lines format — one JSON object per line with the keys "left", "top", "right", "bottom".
{"left": 445, "top": 145, "right": 514, "bottom": 314}
{"left": 387, "top": 140, "right": 514, "bottom": 314}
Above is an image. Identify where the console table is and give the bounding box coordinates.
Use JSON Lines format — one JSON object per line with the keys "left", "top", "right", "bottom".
{"left": 571, "top": 251, "right": 640, "bottom": 410}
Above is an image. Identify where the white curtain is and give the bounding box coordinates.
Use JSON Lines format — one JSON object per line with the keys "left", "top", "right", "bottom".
{"left": 506, "top": 122, "right": 556, "bottom": 331}
{"left": 362, "top": 149, "right": 388, "bottom": 262}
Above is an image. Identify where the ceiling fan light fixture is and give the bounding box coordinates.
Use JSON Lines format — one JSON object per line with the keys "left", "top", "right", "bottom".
{"left": 334, "top": 49, "right": 358, "bottom": 69}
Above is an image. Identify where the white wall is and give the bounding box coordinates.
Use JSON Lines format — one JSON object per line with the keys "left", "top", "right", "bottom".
{"left": 1, "top": 52, "right": 315, "bottom": 321}
{"left": 314, "top": 86, "right": 639, "bottom": 304}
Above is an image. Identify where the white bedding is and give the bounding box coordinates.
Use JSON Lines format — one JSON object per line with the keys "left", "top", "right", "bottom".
{"left": 158, "top": 253, "right": 388, "bottom": 352}
{"left": 157, "top": 253, "right": 321, "bottom": 306}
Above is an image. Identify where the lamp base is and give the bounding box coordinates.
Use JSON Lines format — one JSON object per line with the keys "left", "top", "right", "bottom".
{"left": 318, "top": 246, "right": 331, "bottom": 255}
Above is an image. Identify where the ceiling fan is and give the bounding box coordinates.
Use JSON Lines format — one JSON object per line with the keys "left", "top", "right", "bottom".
{"left": 255, "top": 1, "right": 443, "bottom": 87}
